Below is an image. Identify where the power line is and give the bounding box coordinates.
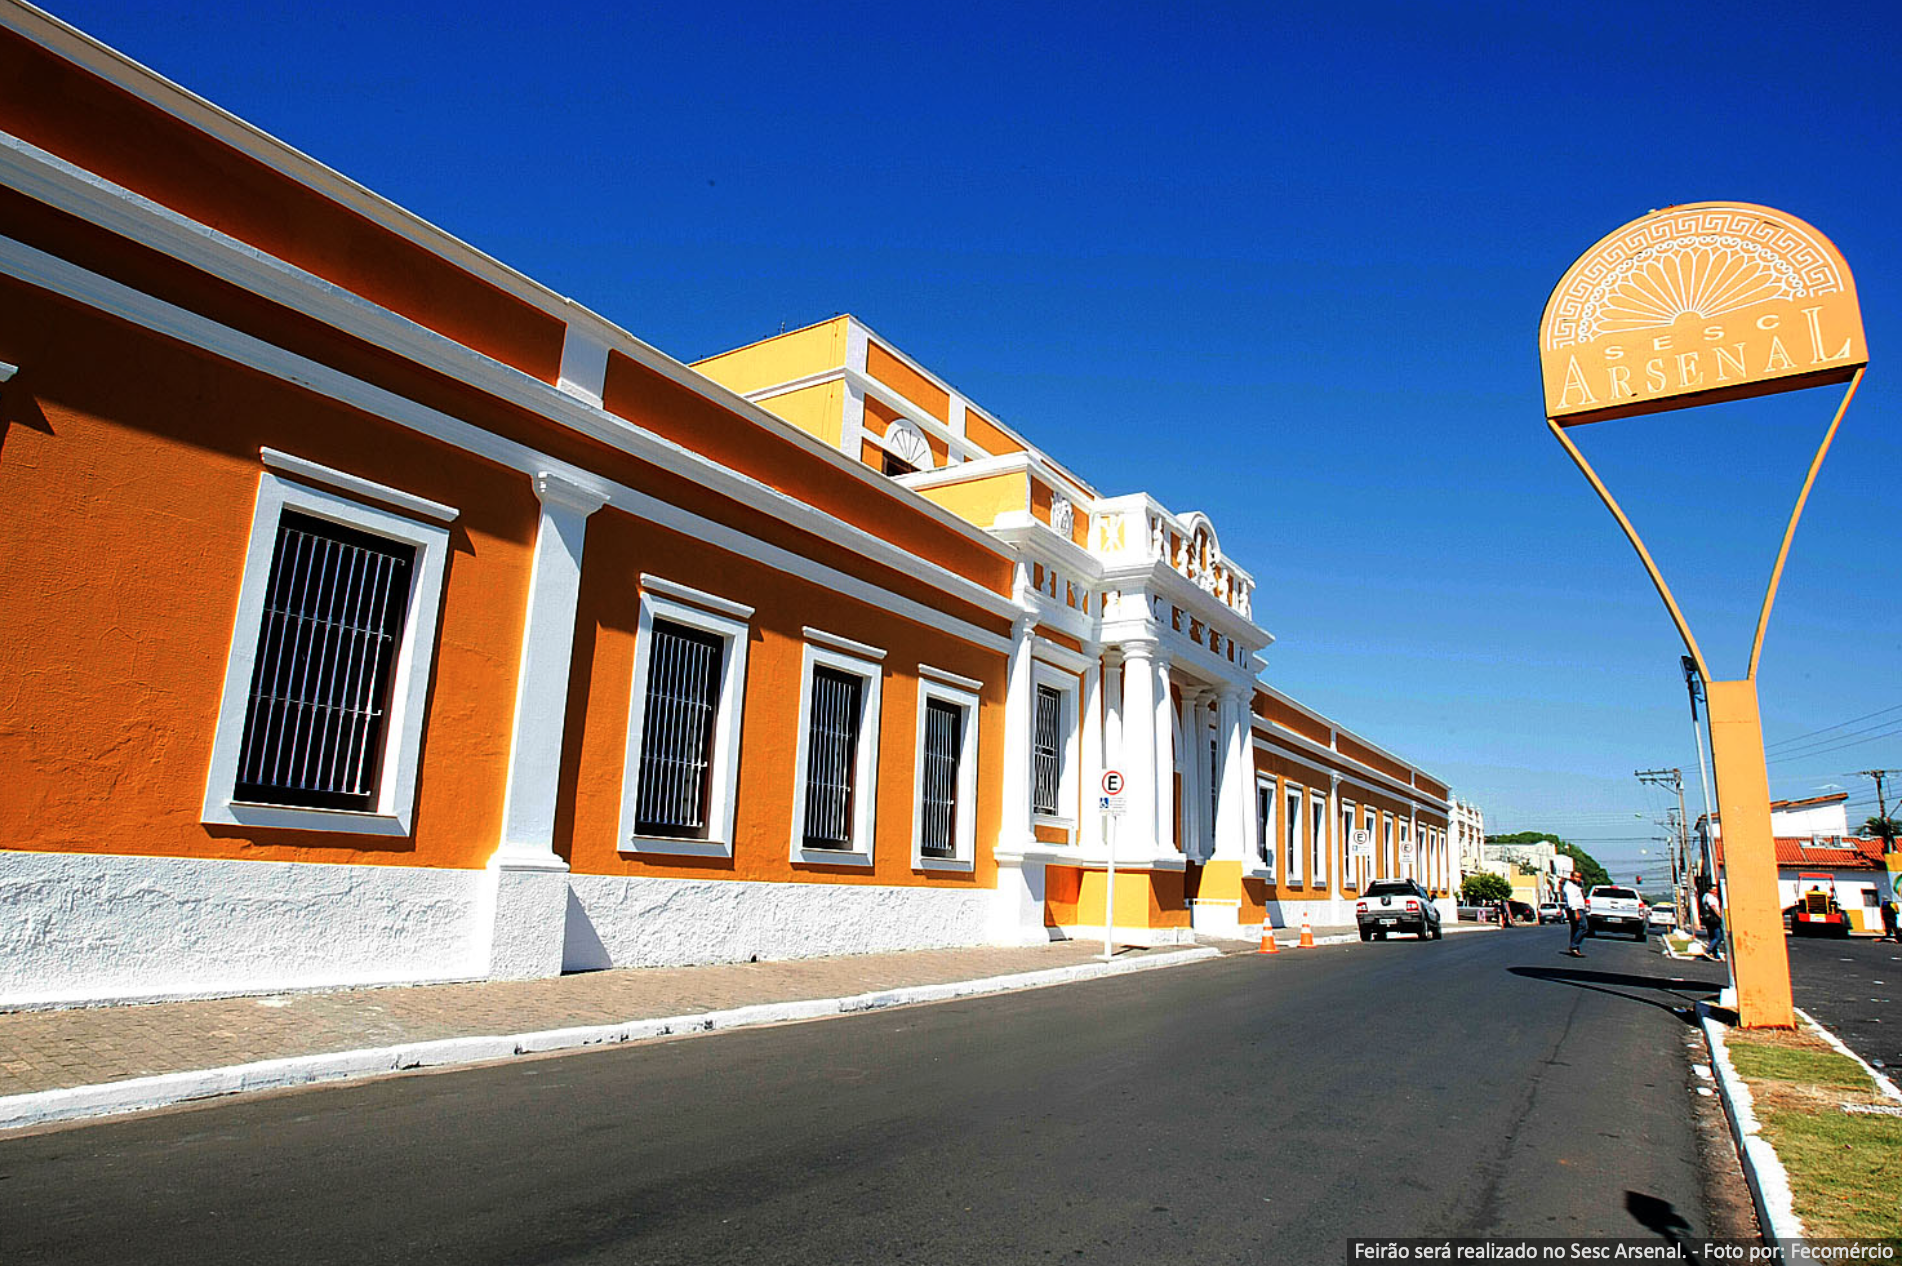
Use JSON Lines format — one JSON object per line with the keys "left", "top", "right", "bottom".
{"left": 1764, "top": 704, "right": 1902, "bottom": 752}
{"left": 1762, "top": 718, "right": 1904, "bottom": 760}
{"left": 1765, "top": 729, "right": 1902, "bottom": 765}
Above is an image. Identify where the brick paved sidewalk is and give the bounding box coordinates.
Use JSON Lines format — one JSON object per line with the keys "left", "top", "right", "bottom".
{"left": 0, "top": 939, "right": 1225, "bottom": 1100}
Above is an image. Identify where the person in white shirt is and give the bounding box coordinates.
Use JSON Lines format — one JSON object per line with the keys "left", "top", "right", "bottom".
{"left": 1561, "top": 871, "right": 1588, "bottom": 957}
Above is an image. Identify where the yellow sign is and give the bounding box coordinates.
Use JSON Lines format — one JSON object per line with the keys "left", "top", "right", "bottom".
{"left": 1540, "top": 203, "right": 1865, "bottom": 425}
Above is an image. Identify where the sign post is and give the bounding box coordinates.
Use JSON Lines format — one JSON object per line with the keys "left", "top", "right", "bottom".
{"left": 1098, "top": 770, "right": 1125, "bottom": 961}
{"left": 1539, "top": 203, "right": 1868, "bottom": 1028}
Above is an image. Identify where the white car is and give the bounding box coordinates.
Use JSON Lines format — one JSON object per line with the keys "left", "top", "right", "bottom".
{"left": 1585, "top": 885, "right": 1648, "bottom": 941}
{"left": 1647, "top": 902, "right": 1676, "bottom": 931}
{"left": 1356, "top": 878, "right": 1442, "bottom": 941}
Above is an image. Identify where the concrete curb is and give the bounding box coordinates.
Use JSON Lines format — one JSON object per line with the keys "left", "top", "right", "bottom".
{"left": 0, "top": 946, "right": 1222, "bottom": 1133}
{"left": 1697, "top": 999, "right": 1805, "bottom": 1243}
{"left": 1794, "top": 1006, "right": 1902, "bottom": 1101}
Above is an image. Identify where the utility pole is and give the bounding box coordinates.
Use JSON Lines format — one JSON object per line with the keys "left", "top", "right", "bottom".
{"left": 1637, "top": 767, "right": 1692, "bottom": 929}
{"left": 1853, "top": 769, "right": 1897, "bottom": 843}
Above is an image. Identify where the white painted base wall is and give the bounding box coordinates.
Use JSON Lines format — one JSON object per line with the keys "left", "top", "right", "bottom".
{"left": 0, "top": 851, "right": 1003, "bottom": 1009}
{"left": 562, "top": 873, "right": 993, "bottom": 970}
{"left": 0, "top": 850, "right": 487, "bottom": 1009}
{"left": 1050, "top": 923, "right": 1196, "bottom": 947}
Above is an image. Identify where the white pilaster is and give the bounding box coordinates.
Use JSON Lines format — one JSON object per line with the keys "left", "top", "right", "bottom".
{"left": 489, "top": 471, "right": 607, "bottom": 979}
{"left": 998, "top": 600, "right": 1039, "bottom": 856}
{"left": 1078, "top": 647, "right": 1105, "bottom": 852}
{"left": 1153, "top": 655, "right": 1176, "bottom": 854}
{"left": 1238, "top": 690, "right": 1262, "bottom": 866}
{"left": 1181, "top": 688, "right": 1216, "bottom": 861}
{"left": 1118, "top": 638, "right": 1160, "bottom": 855}
{"left": 1213, "top": 691, "right": 1246, "bottom": 862}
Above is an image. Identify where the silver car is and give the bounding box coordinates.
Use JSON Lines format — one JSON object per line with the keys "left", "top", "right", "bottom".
{"left": 1357, "top": 878, "right": 1442, "bottom": 941}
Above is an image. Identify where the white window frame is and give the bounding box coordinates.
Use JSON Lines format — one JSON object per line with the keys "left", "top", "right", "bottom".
{"left": 1030, "top": 660, "right": 1080, "bottom": 830}
{"left": 1383, "top": 813, "right": 1395, "bottom": 875}
{"left": 1340, "top": 800, "right": 1357, "bottom": 891}
{"left": 1310, "top": 792, "right": 1328, "bottom": 888}
{"left": 1256, "top": 780, "right": 1277, "bottom": 878}
{"left": 202, "top": 470, "right": 451, "bottom": 837}
{"left": 789, "top": 634, "right": 884, "bottom": 867}
{"left": 618, "top": 582, "right": 753, "bottom": 858}
{"left": 912, "top": 668, "right": 981, "bottom": 871}
{"left": 1284, "top": 783, "right": 1303, "bottom": 882}
{"left": 1362, "top": 807, "right": 1377, "bottom": 889}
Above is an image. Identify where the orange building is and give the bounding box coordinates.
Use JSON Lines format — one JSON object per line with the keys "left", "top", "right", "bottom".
{"left": 0, "top": 3, "right": 1455, "bottom": 1007}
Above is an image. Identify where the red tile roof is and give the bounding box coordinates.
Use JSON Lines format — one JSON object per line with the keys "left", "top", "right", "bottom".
{"left": 1711, "top": 835, "right": 1889, "bottom": 869}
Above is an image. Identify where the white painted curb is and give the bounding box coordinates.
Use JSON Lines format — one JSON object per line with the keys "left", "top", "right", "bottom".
{"left": 1794, "top": 1005, "right": 1902, "bottom": 1102}
{"left": 1698, "top": 1001, "right": 1805, "bottom": 1243}
{"left": 0, "top": 947, "right": 1221, "bottom": 1133}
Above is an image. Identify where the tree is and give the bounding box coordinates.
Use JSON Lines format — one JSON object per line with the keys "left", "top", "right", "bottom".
{"left": 1462, "top": 873, "right": 1513, "bottom": 904}
{"left": 1864, "top": 816, "right": 1900, "bottom": 844}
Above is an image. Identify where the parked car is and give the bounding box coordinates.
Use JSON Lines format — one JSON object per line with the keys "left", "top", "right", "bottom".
{"left": 1538, "top": 901, "right": 1564, "bottom": 924}
{"left": 1585, "top": 885, "right": 1648, "bottom": 941}
{"left": 1647, "top": 902, "right": 1676, "bottom": 931}
{"left": 1357, "top": 878, "right": 1442, "bottom": 941}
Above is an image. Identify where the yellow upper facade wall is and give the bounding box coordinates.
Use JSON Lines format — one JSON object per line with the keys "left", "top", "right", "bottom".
{"left": 759, "top": 380, "right": 845, "bottom": 450}
{"left": 917, "top": 471, "right": 1030, "bottom": 531}
{"left": 691, "top": 316, "right": 850, "bottom": 397}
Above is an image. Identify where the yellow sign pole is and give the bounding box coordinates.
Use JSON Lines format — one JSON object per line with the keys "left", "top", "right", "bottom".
{"left": 1538, "top": 205, "right": 1869, "bottom": 1029}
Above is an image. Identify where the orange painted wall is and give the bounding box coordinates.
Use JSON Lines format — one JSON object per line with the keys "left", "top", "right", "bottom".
{"left": 0, "top": 274, "right": 535, "bottom": 869}
{"left": 962, "top": 410, "right": 1024, "bottom": 458}
{"left": 1337, "top": 733, "right": 1412, "bottom": 785}
{"left": 600, "top": 350, "right": 1013, "bottom": 611}
{"left": 561, "top": 508, "right": 1005, "bottom": 890}
{"left": 865, "top": 342, "right": 948, "bottom": 422}
{"left": 0, "top": 28, "right": 565, "bottom": 383}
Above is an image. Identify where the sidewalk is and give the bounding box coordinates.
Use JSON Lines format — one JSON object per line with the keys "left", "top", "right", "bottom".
{"left": 0, "top": 938, "right": 1228, "bottom": 1131}
{"left": 0, "top": 920, "right": 1492, "bottom": 1131}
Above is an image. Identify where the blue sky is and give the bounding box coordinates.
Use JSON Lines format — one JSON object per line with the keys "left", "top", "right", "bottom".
{"left": 47, "top": 0, "right": 1902, "bottom": 881}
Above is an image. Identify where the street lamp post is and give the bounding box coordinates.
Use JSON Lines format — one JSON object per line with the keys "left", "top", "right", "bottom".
{"left": 1539, "top": 203, "right": 1869, "bottom": 1029}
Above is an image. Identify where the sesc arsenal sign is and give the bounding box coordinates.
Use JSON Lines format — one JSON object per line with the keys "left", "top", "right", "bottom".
{"left": 1540, "top": 202, "right": 1865, "bottom": 425}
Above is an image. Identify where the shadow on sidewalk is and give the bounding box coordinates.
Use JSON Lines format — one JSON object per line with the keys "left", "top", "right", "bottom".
{"left": 1507, "top": 965, "right": 1724, "bottom": 1025}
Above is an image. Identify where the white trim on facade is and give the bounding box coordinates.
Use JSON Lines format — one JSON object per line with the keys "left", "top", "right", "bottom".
{"left": 1031, "top": 658, "right": 1082, "bottom": 834}
{"left": 636, "top": 573, "right": 755, "bottom": 622}
{"left": 801, "top": 626, "right": 889, "bottom": 662}
{"left": 200, "top": 470, "right": 450, "bottom": 838}
{"left": 258, "top": 448, "right": 459, "bottom": 523}
{"left": 618, "top": 587, "right": 753, "bottom": 858}
{"left": 0, "top": 233, "right": 1016, "bottom": 657}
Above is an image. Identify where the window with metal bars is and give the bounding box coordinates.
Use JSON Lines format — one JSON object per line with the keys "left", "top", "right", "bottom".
{"left": 802, "top": 666, "right": 864, "bottom": 849}
{"left": 919, "top": 698, "right": 963, "bottom": 858}
{"left": 1257, "top": 785, "right": 1274, "bottom": 869}
{"left": 631, "top": 620, "right": 723, "bottom": 837}
{"left": 1311, "top": 794, "right": 1327, "bottom": 885}
{"left": 233, "top": 511, "right": 414, "bottom": 811}
{"left": 1284, "top": 786, "right": 1303, "bottom": 879}
{"left": 1209, "top": 737, "right": 1219, "bottom": 820}
{"left": 1031, "top": 684, "right": 1062, "bottom": 816}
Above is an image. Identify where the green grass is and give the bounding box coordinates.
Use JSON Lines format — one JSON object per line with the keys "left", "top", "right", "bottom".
{"left": 1757, "top": 1105, "right": 1902, "bottom": 1239}
{"left": 1729, "top": 1042, "right": 1874, "bottom": 1090}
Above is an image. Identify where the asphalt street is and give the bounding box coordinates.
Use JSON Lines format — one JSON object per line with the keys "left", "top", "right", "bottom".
{"left": 0, "top": 929, "right": 1731, "bottom": 1264}
{"left": 1782, "top": 934, "right": 1901, "bottom": 1080}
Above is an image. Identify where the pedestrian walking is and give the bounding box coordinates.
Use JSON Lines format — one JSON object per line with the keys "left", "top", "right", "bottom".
{"left": 1880, "top": 894, "right": 1900, "bottom": 943}
{"left": 1561, "top": 869, "right": 1588, "bottom": 957}
{"left": 1699, "top": 883, "right": 1726, "bottom": 961}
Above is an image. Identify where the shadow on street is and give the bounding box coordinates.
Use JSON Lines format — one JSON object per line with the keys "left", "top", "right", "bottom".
{"left": 1508, "top": 965, "right": 1723, "bottom": 1024}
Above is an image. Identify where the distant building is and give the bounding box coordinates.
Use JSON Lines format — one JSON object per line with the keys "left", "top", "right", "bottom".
{"left": 1697, "top": 793, "right": 1888, "bottom": 933}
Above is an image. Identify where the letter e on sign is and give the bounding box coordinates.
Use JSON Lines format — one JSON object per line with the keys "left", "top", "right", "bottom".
{"left": 1101, "top": 770, "right": 1124, "bottom": 797}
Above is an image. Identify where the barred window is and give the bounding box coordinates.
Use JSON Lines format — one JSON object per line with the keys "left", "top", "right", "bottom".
{"left": 1284, "top": 785, "right": 1303, "bottom": 879}
{"left": 1311, "top": 794, "right": 1327, "bottom": 885}
{"left": 1257, "top": 785, "right": 1275, "bottom": 869}
{"left": 233, "top": 511, "right": 413, "bottom": 812}
{"left": 1031, "top": 684, "right": 1062, "bottom": 816}
{"left": 919, "top": 698, "right": 963, "bottom": 858}
{"left": 803, "top": 666, "right": 864, "bottom": 850}
{"left": 1209, "top": 737, "right": 1219, "bottom": 820}
{"left": 630, "top": 620, "right": 723, "bottom": 837}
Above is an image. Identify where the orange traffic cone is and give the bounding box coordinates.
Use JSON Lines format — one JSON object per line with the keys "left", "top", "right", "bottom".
{"left": 1299, "top": 916, "right": 1315, "bottom": 948}
{"left": 1258, "top": 916, "right": 1280, "bottom": 954}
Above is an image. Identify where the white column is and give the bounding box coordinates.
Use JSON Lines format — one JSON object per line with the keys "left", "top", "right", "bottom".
{"left": 999, "top": 605, "right": 1039, "bottom": 855}
{"left": 1118, "top": 638, "right": 1160, "bottom": 855}
{"left": 1408, "top": 807, "right": 1420, "bottom": 883}
{"left": 487, "top": 471, "right": 607, "bottom": 979}
{"left": 1328, "top": 773, "right": 1343, "bottom": 895}
{"left": 1178, "top": 687, "right": 1206, "bottom": 860}
{"left": 1237, "top": 690, "right": 1262, "bottom": 866}
{"left": 1212, "top": 690, "right": 1246, "bottom": 861}
{"left": 1078, "top": 647, "right": 1105, "bottom": 852}
{"left": 1153, "top": 655, "right": 1176, "bottom": 854}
